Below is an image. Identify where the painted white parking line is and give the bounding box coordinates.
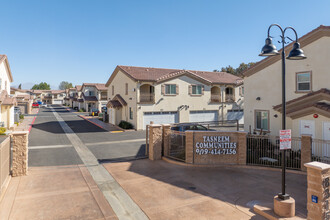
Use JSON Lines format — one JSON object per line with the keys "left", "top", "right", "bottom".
{"left": 29, "top": 145, "right": 73, "bottom": 149}
{"left": 50, "top": 107, "right": 148, "bottom": 220}
{"left": 85, "top": 139, "right": 145, "bottom": 146}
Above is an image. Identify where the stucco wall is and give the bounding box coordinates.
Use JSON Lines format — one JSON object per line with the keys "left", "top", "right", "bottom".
{"left": 107, "top": 70, "right": 137, "bottom": 127}
{"left": 244, "top": 36, "right": 330, "bottom": 138}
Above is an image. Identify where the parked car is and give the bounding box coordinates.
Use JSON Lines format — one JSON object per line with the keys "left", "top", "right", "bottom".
{"left": 37, "top": 101, "right": 42, "bottom": 105}
{"left": 32, "top": 102, "right": 39, "bottom": 108}
{"left": 40, "top": 103, "right": 47, "bottom": 107}
{"left": 73, "top": 107, "right": 78, "bottom": 110}
{"left": 89, "top": 108, "right": 100, "bottom": 116}
{"left": 170, "top": 123, "right": 214, "bottom": 132}
{"left": 101, "top": 107, "right": 107, "bottom": 114}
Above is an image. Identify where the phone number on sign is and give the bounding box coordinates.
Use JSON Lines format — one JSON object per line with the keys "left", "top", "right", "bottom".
{"left": 196, "top": 148, "right": 237, "bottom": 155}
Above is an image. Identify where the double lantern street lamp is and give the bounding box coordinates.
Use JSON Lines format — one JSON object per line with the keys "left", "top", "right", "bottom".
{"left": 259, "top": 24, "right": 306, "bottom": 200}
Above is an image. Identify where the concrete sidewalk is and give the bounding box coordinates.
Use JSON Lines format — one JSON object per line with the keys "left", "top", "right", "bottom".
{"left": 15, "top": 108, "right": 39, "bottom": 132}
{"left": 0, "top": 165, "right": 118, "bottom": 220}
{"left": 103, "top": 159, "right": 308, "bottom": 220}
{"left": 79, "top": 115, "right": 124, "bottom": 133}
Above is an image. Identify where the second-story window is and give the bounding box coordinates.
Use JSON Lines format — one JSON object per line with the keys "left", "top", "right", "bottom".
{"left": 5, "top": 81, "right": 7, "bottom": 90}
{"left": 112, "top": 85, "right": 114, "bottom": 96}
{"left": 125, "top": 83, "right": 128, "bottom": 95}
{"left": 165, "top": 84, "right": 176, "bottom": 95}
{"left": 296, "top": 71, "right": 311, "bottom": 92}
{"left": 192, "top": 85, "right": 202, "bottom": 95}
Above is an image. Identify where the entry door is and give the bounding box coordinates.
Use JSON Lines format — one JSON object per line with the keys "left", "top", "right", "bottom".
{"left": 323, "top": 122, "right": 330, "bottom": 157}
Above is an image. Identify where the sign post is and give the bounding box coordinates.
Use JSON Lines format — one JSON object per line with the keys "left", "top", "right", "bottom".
{"left": 279, "top": 129, "right": 291, "bottom": 200}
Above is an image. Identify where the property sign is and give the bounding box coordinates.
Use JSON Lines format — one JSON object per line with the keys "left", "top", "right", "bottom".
{"left": 279, "top": 129, "right": 291, "bottom": 150}
{"left": 311, "top": 195, "right": 318, "bottom": 203}
{"left": 195, "top": 135, "right": 237, "bottom": 155}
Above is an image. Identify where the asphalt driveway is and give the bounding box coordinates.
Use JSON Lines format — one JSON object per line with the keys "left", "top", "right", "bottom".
{"left": 28, "top": 106, "right": 146, "bottom": 166}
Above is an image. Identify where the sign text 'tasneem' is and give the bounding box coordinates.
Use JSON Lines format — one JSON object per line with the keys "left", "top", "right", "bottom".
{"left": 195, "top": 136, "right": 237, "bottom": 155}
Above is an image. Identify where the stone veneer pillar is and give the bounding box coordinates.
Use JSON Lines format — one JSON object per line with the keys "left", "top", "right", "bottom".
{"left": 185, "top": 131, "right": 194, "bottom": 164}
{"left": 305, "top": 161, "right": 330, "bottom": 220}
{"left": 237, "top": 132, "right": 247, "bottom": 165}
{"left": 11, "top": 131, "right": 29, "bottom": 176}
{"left": 162, "top": 124, "right": 171, "bottom": 157}
{"left": 301, "top": 135, "right": 312, "bottom": 171}
{"left": 148, "top": 124, "right": 162, "bottom": 160}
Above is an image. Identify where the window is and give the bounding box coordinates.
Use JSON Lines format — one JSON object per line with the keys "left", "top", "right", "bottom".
{"left": 5, "top": 81, "right": 7, "bottom": 90}
{"left": 192, "top": 85, "right": 202, "bottom": 95}
{"left": 296, "top": 72, "right": 311, "bottom": 92}
{"left": 125, "top": 83, "right": 128, "bottom": 95}
{"left": 129, "top": 107, "right": 133, "bottom": 120}
{"left": 240, "top": 86, "right": 244, "bottom": 96}
{"left": 112, "top": 85, "right": 114, "bottom": 96}
{"left": 255, "top": 110, "right": 269, "bottom": 131}
{"left": 165, "top": 84, "right": 176, "bottom": 95}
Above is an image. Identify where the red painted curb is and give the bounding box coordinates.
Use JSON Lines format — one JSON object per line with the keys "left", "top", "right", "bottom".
{"left": 28, "top": 109, "right": 39, "bottom": 132}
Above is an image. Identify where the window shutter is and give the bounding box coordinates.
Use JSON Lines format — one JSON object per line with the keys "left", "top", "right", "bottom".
{"left": 188, "top": 85, "right": 192, "bottom": 95}
{"left": 125, "top": 83, "right": 128, "bottom": 95}
{"left": 161, "top": 84, "right": 165, "bottom": 95}
{"left": 202, "top": 85, "right": 205, "bottom": 95}
{"left": 176, "top": 84, "right": 179, "bottom": 95}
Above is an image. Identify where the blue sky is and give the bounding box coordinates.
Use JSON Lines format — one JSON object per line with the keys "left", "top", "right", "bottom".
{"left": 1, "top": 0, "right": 330, "bottom": 89}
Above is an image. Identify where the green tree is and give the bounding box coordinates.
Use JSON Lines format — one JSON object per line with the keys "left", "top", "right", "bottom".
{"left": 219, "top": 62, "right": 256, "bottom": 76}
{"left": 18, "top": 84, "right": 22, "bottom": 89}
{"left": 31, "top": 82, "right": 51, "bottom": 90}
{"left": 58, "top": 81, "right": 73, "bottom": 90}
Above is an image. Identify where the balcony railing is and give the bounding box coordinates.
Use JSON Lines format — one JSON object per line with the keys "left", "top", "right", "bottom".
{"left": 100, "top": 95, "right": 107, "bottom": 101}
{"left": 225, "top": 94, "right": 235, "bottom": 102}
{"left": 210, "top": 94, "right": 221, "bottom": 103}
{"left": 139, "top": 93, "right": 155, "bottom": 104}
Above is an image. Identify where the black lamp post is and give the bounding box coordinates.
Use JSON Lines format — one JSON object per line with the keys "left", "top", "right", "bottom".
{"left": 259, "top": 24, "right": 306, "bottom": 200}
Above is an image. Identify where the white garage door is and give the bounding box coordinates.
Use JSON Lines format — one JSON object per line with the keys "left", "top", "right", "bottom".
{"left": 227, "top": 109, "right": 244, "bottom": 124}
{"left": 143, "top": 111, "right": 178, "bottom": 128}
{"left": 53, "top": 100, "right": 63, "bottom": 105}
{"left": 189, "top": 110, "right": 218, "bottom": 123}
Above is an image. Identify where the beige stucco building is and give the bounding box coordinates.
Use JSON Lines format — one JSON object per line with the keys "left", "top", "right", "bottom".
{"left": 105, "top": 65, "right": 244, "bottom": 130}
{"left": 243, "top": 25, "right": 330, "bottom": 141}
{"left": 0, "top": 55, "right": 16, "bottom": 129}
{"left": 81, "top": 83, "right": 108, "bottom": 112}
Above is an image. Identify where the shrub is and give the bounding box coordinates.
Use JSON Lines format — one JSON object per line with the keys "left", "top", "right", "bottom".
{"left": 79, "top": 108, "right": 85, "bottom": 112}
{"left": 19, "top": 114, "right": 24, "bottom": 119}
{"left": 0, "top": 127, "right": 6, "bottom": 135}
{"left": 118, "top": 120, "right": 134, "bottom": 129}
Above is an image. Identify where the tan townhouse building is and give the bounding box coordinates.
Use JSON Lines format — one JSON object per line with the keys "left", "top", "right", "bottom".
{"left": 81, "top": 83, "right": 108, "bottom": 112}
{"left": 10, "top": 87, "right": 33, "bottom": 114}
{"left": 32, "top": 90, "right": 66, "bottom": 104}
{"left": 105, "top": 65, "right": 244, "bottom": 130}
{"left": 0, "top": 55, "right": 16, "bottom": 128}
{"left": 243, "top": 25, "right": 330, "bottom": 141}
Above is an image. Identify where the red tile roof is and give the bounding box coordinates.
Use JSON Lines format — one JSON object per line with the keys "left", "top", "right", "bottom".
{"left": 106, "top": 65, "right": 242, "bottom": 86}
{"left": 82, "top": 83, "right": 107, "bottom": 91}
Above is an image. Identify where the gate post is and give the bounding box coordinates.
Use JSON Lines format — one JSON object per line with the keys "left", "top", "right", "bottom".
{"left": 301, "top": 135, "right": 312, "bottom": 171}
{"left": 305, "top": 162, "right": 330, "bottom": 220}
{"left": 185, "top": 131, "right": 194, "bottom": 164}
{"left": 237, "top": 132, "right": 247, "bottom": 165}
{"left": 148, "top": 124, "right": 162, "bottom": 160}
{"left": 11, "top": 131, "right": 29, "bottom": 176}
{"left": 162, "top": 124, "right": 171, "bottom": 157}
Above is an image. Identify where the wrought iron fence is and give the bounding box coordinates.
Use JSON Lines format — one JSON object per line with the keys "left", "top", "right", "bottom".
{"left": 166, "top": 130, "right": 186, "bottom": 162}
{"left": 246, "top": 135, "right": 301, "bottom": 170}
{"left": 312, "top": 139, "right": 330, "bottom": 164}
{"left": 196, "top": 120, "right": 243, "bottom": 131}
